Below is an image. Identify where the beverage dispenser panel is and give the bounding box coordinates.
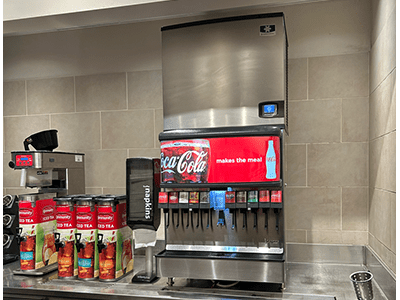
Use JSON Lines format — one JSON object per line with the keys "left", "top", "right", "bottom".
{"left": 156, "top": 126, "right": 286, "bottom": 286}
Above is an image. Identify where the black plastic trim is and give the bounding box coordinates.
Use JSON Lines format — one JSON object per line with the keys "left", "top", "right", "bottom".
{"left": 160, "top": 180, "right": 282, "bottom": 189}
{"left": 159, "top": 125, "right": 283, "bottom": 141}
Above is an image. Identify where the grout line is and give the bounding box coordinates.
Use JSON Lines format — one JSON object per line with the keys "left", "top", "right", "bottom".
{"left": 74, "top": 76, "right": 77, "bottom": 113}
{"left": 340, "top": 98, "right": 343, "bottom": 143}
{"left": 305, "top": 143, "right": 308, "bottom": 187}
{"left": 99, "top": 112, "right": 102, "bottom": 150}
{"left": 369, "top": 129, "right": 396, "bottom": 142}
{"left": 25, "top": 80, "right": 28, "bottom": 115}
{"left": 340, "top": 187, "right": 343, "bottom": 231}
{"left": 126, "top": 72, "right": 129, "bottom": 110}
{"left": 306, "top": 58, "right": 309, "bottom": 100}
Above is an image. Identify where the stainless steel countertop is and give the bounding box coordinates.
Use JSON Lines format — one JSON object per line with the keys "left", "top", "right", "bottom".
{"left": 3, "top": 256, "right": 388, "bottom": 300}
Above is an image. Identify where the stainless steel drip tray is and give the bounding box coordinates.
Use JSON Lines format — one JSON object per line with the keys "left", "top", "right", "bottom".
{"left": 156, "top": 249, "right": 284, "bottom": 261}
{"left": 156, "top": 250, "right": 285, "bottom": 283}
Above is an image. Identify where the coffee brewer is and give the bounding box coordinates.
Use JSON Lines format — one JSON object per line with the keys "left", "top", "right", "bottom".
{"left": 9, "top": 130, "right": 85, "bottom": 196}
{"left": 8, "top": 130, "right": 86, "bottom": 275}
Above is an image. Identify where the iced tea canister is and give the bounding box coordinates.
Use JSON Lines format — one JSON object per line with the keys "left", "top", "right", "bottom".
{"left": 17, "top": 193, "right": 57, "bottom": 272}
{"left": 96, "top": 195, "right": 133, "bottom": 282}
{"left": 54, "top": 195, "right": 78, "bottom": 279}
{"left": 74, "top": 195, "right": 99, "bottom": 280}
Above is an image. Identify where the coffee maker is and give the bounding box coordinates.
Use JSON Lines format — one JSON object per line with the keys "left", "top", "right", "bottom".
{"left": 7, "top": 130, "right": 86, "bottom": 274}
{"left": 8, "top": 130, "right": 85, "bottom": 196}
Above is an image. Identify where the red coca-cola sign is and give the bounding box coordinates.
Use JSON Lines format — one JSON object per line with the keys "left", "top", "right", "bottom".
{"left": 161, "top": 136, "right": 280, "bottom": 184}
{"left": 161, "top": 140, "right": 210, "bottom": 183}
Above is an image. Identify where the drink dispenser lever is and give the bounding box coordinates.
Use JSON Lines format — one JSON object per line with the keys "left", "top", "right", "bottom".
{"left": 216, "top": 210, "right": 225, "bottom": 227}
{"left": 225, "top": 189, "right": 236, "bottom": 230}
{"left": 264, "top": 209, "right": 269, "bottom": 230}
{"left": 274, "top": 208, "right": 279, "bottom": 231}
{"left": 165, "top": 209, "right": 170, "bottom": 229}
{"left": 54, "top": 232, "right": 65, "bottom": 252}
{"left": 75, "top": 233, "right": 86, "bottom": 252}
{"left": 16, "top": 227, "right": 26, "bottom": 245}
{"left": 97, "top": 233, "right": 107, "bottom": 252}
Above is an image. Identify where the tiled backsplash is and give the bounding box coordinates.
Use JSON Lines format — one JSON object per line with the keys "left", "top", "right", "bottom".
{"left": 4, "top": 53, "right": 370, "bottom": 246}
{"left": 368, "top": 0, "right": 396, "bottom": 275}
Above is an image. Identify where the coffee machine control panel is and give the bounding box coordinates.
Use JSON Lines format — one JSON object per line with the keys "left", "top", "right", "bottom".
{"left": 15, "top": 154, "right": 33, "bottom": 167}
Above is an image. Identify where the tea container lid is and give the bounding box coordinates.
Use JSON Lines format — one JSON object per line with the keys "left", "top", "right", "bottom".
{"left": 53, "top": 194, "right": 80, "bottom": 202}
{"left": 95, "top": 194, "right": 126, "bottom": 203}
{"left": 73, "top": 194, "right": 99, "bottom": 204}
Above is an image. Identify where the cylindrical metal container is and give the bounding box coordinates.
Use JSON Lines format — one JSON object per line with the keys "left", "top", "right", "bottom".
{"left": 54, "top": 195, "right": 78, "bottom": 280}
{"left": 96, "top": 195, "right": 133, "bottom": 282}
{"left": 18, "top": 193, "right": 57, "bottom": 271}
{"left": 74, "top": 195, "right": 98, "bottom": 280}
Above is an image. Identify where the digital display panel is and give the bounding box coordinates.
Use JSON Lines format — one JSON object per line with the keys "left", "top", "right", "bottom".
{"left": 263, "top": 104, "right": 276, "bottom": 114}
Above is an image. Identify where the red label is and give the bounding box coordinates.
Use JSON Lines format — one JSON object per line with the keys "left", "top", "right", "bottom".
{"left": 56, "top": 204, "right": 76, "bottom": 229}
{"left": 169, "top": 192, "right": 179, "bottom": 204}
{"left": 259, "top": 190, "right": 270, "bottom": 202}
{"left": 161, "top": 136, "right": 280, "bottom": 184}
{"left": 271, "top": 191, "right": 282, "bottom": 203}
{"left": 225, "top": 191, "right": 236, "bottom": 204}
{"left": 97, "top": 202, "right": 125, "bottom": 230}
{"left": 158, "top": 192, "right": 168, "bottom": 204}
{"left": 76, "top": 205, "right": 97, "bottom": 230}
{"left": 189, "top": 192, "right": 199, "bottom": 204}
{"left": 19, "top": 198, "right": 56, "bottom": 224}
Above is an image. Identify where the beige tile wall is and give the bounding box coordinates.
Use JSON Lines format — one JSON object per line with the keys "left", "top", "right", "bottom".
{"left": 368, "top": 0, "right": 396, "bottom": 275}
{"left": 3, "top": 71, "right": 163, "bottom": 197}
{"left": 2, "top": 0, "right": 373, "bottom": 249}
{"left": 286, "top": 52, "right": 369, "bottom": 245}
{"left": 3, "top": 53, "right": 370, "bottom": 245}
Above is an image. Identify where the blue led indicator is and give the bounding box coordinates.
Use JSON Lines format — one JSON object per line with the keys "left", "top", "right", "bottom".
{"left": 264, "top": 105, "right": 276, "bottom": 114}
{"left": 20, "top": 157, "right": 29, "bottom": 161}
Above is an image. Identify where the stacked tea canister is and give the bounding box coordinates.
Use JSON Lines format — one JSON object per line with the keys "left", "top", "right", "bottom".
{"left": 53, "top": 194, "right": 133, "bottom": 281}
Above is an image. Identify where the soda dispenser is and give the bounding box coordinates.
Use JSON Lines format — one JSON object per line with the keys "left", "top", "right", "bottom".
{"left": 156, "top": 12, "right": 288, "bottom": 286}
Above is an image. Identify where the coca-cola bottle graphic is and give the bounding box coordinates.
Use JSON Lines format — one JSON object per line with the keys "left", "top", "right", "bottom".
{"left": 266, "top": 140, "right": 276, "bottom": 179}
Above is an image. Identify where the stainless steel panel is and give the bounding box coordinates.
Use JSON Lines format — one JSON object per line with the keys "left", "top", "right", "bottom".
{"left": 286, "top": 243, "right": 365, "bottom": 264}
{"left": 164, "top": 107, "right": 285, "bottom": 130}
{"left": 162, "top": 15, "right": 287, "bottom": 130}
{"left": 365, "top": 246, "right": 396, "bottom": 300}
{"left": 41, "top": 152, "right": 84, "bottom": 169}
{"left": 165, "top": 209, "right": 284, "bottom": 250}
{"left": 157, "top": 256, "right": 284, "bottom": 283}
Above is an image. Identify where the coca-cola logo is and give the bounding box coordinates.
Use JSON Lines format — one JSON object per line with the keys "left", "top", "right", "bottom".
{"left": 20, "top": 208, "right": 33, "bottom": 217}
{"left": 77, "top": 213, "right": 93, "bottom": 223}
{"left": 98, "top": 213, "right": 114, "bottom": 223}
{"left": 161, "top": 150, "right": 207, "bottom": 175}
{"left": 42, "top": 205, "right": 54, "bottom": 215}
{"left": 56, "top": 213, "right": 72, "bottom": 222}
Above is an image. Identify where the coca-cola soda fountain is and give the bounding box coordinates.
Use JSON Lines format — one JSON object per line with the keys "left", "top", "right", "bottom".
{"left": 156, "top": 12, "right": 288, "bottom": 287}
